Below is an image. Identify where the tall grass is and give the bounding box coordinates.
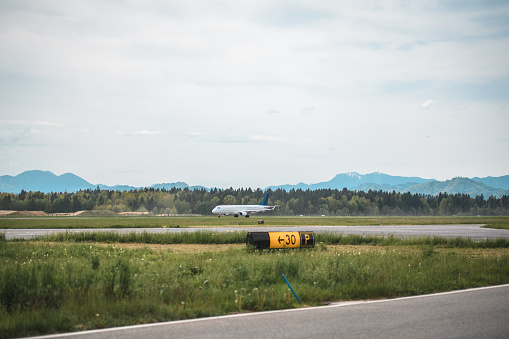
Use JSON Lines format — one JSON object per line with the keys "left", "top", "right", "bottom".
{"left": 29, "top": 230, "right": 246, "bottom": 244}
{"left": 316, "top": 233, "right": 509, "bottom": 248}
{"left": 22, "top": 230, "right": 509, "bottom": 249}
{"left": 1, "top": 241, "right": 508, "bottom": 338}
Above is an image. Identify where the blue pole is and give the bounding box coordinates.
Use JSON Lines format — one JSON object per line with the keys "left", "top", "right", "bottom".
{"left": 281, "top": 274, "right": 302, "bottom": 304}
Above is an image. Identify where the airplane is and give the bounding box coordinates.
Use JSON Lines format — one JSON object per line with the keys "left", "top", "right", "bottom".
{"left": 211, "top": 193, "right": 277, "bottom": 218}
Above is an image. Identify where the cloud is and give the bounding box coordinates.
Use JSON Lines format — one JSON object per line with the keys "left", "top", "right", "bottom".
{"left": 255, "top": 3, "right": 332, "bottom": 27}
{"left": 249, "top": 134, "right": 282, "bottom": 142}
{"left": 185, "top": 132, "right": 249, "bottom": 143}
{"left": 114, "top": 130, "right": 163, "bottom": 137}
{"left": 301, "top": 107, "right": 315, "bottom": 116}
{"left": 187, "top": 132, "right": 282, "bottom": 143}
{"left": 421, "top": 100, "right": 435, "bottom": 109}
{"left": 267, "top": 110, "right": 281, "bottom": 115}
{"left": 0, "top": 120, "right": 63, "bottom": 127}
{"left": 212, "top": 135, "right": 251, "bottom": 144}
{"left": 133, "top": 130, "right": 163, "bottom": 136}
{"left": 0, "top": 120, "right": 64, "bottom": 143}
{"left": 32, "top": 120, "right": 64, "bottom": 127}
{"left": 1, "top": 1, "right": 508, "bottom": 187}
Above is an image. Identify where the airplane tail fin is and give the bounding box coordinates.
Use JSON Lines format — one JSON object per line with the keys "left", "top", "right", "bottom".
{"left": 260, "top": 193, "right": 269, "bottom": 206}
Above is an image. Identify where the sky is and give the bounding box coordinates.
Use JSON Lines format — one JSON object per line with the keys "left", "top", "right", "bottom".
{"left": 1, "top": 0, "right": 508, "bottom": 189}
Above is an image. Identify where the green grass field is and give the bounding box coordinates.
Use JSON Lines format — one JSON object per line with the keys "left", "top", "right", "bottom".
{"left": 1, "top": 215, "right": 508, "bottom": 229}
{"left": 1, "top": 216, "right": 508, "bottom": 337}
{"left": 1, "top": 231, "right": 508, "bottom": 338}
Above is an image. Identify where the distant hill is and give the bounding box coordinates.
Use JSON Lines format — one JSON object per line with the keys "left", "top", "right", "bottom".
{"left": 98, "top": 184, "right": 139, "bottom": 191}
{"left": 0, "top": 170, "right": 206, "bottom": 193}
{"left": 1, "top": 170, "right": 508, "bottom": 198}
{"left": 0, "top": 171, "right": 96, "bottom": 193}
{"left": 149, "top": 182, "right": 208, "bottom": 191}
{"left": 405, "top": 177, "right": 509, "bottom": 198}
{"left": 318, "top": 172, "right": 435, "bottom": 190}
{"left": 350, "top": 182, "right": 419, "bottom": 193}
{"left": 353, "top": 177, "right": 509, "bottom": 198}
{"left": 471, "top": 175, "right": 509, "bottom": 190}
{"left": 266, "top": 172, "right": 509, "bottom": 198}
{"left": 266, "top": 172, "right": 435, "bottom": 191}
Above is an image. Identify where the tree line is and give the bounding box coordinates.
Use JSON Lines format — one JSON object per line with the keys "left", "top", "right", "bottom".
{"left": 1, "top": 187, "right": 508, "bottom": 216}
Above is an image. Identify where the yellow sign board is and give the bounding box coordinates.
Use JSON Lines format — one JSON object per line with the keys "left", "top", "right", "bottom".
{"left": 268, "top": 231, "right": 315, "bottom": 249}
{"left": 269, "top": 232, "right": 301, "bottom": 249}
{"left": 247, "top": 231, "right": 315, "bottom": 249}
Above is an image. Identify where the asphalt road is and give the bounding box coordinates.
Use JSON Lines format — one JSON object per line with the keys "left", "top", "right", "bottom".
{"left": 3, "top": 224, "right": 509, "bottom": 240}
{"left": 32, "top": 284, "right": 509, "bottom": 339}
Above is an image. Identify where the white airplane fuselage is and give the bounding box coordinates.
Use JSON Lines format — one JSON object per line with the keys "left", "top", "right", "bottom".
{"left": 211, "top": 203, "right": 276, "bottom": 218}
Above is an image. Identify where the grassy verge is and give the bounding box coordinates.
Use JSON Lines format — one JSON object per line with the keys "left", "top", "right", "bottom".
{"left": 1, "top": 216, "right": 509, "bottom": 229}
{"left": 317, "top": 233, "right": 509, "bottom": 248}
{"left": 24, "top": 231, "right": 247, "bottom": 245}
{"left": 18, "top": 230, "right": 509, "bottom": 249}
{"left": 1, "top": 235, "right": 508, "bottom": 338}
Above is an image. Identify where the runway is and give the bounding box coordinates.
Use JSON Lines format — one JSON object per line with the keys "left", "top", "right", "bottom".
{"left": 31, "top": 284, "right": 509, "bottom": 339}
{"left": 2, "top": 224, "right": 509, "bottom": 240}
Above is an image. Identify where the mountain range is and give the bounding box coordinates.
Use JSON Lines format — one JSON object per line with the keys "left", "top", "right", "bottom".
{"left": 0, "top": 171, "right": 206, "bottom": 194}
{"left": 266, "top": 172, "right": 509, "bottom": 198}
{"left": 265, "top": 172, "right": 435, "bottom": 191}
{"left": 1, "top": 170, "right": 509, "bottom": 198}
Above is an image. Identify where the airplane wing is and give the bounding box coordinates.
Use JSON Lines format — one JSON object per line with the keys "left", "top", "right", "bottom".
{"left": 240, "top": 206, "right": 277, "bottom": 213}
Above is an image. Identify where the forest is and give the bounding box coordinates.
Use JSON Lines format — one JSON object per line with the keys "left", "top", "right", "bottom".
{"left": 1, "top": 187, "right": 508, "bottom": 216}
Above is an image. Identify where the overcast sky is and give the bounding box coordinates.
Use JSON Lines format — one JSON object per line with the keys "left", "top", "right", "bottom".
{"left": 1, "top": 0, "right": 508, "bottom": 189}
